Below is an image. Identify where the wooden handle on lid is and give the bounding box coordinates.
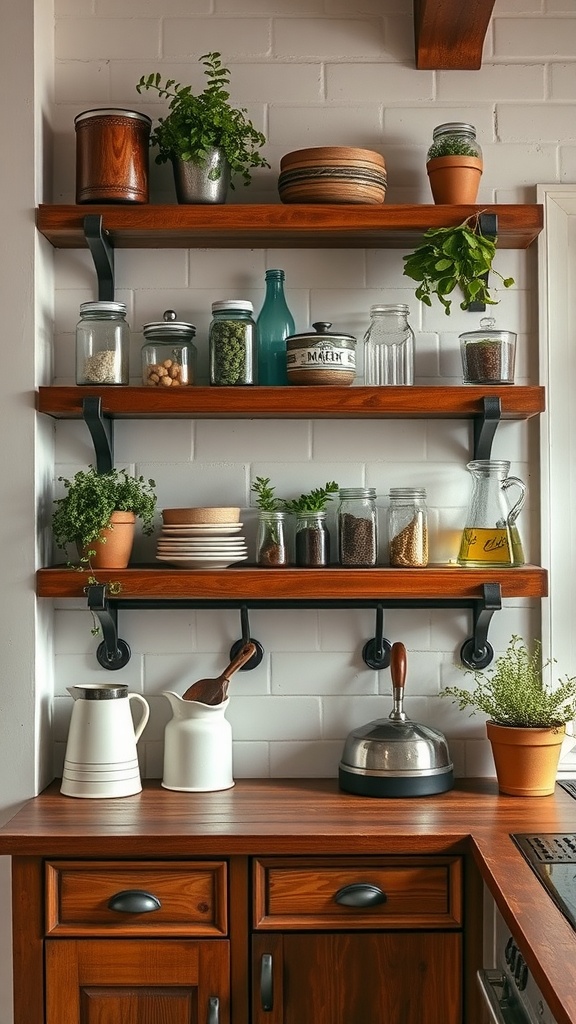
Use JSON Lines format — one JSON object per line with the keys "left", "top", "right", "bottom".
{"left": 390, "top": 641, "right": 407, "bottom": 692}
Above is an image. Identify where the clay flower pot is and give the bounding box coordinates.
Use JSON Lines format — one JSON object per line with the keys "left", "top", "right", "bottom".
{"left": 426, "top": 156, "right": 483, "bottom": 204}
{"left": 81, "top": 511, "right": 136, "bottom": 570}
{"left": 486, "top": 720, "right": 566, "bottom": 797}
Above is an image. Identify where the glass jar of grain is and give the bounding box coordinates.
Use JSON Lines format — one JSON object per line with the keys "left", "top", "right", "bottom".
{"left": 388, "top": 488, "right": 428, "bottom": 567}
{"left": 76, "top": 301, "right": 130, "bottom": 385}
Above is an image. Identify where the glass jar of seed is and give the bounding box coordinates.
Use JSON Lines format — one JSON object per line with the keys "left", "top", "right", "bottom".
{"left": 337, "top": 487, "right": 378, "bottom": 567}
{"left": 209, "top": 299, "right": 257, "bottom": 385}
{"left": 76, "top": 300, "right": 130, "bottom": 385}
{"left": 388, "top": 487, "right": 428, "bottom": 568}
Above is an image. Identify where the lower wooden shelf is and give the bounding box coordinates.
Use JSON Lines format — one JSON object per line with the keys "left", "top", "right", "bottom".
{"left": 36, "top": 564, "right": 548, "bottom": 601}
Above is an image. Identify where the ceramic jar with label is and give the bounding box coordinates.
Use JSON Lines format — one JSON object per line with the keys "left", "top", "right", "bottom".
{"left": 286, "top": 322, "right": 356, "bottom": 385}
{"left": 76, "top": 301, "right": 130, "bottom": 385}
{"left": 141, "top": 310, "right": 197, "bottom": 387}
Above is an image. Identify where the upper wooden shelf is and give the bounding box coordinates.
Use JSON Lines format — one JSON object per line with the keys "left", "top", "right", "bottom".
{"left": 414, "top": 0, "right": 496, "bottom": 71}
{"left": 36, "top": 203, "right": 543, "bottom": 251}
{"left": 37, "top": 385, "right": 545, "bottom": 420}
{"left": 36, "top": 565, "right": 548, "bottom": 601}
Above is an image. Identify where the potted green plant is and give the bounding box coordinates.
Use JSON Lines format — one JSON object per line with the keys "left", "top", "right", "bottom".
{"left": 426, "top": 123, "right": 483, "bottom": 204}
{"left": 136, "top": 51, "right": 270, "bottom": 203}
{"left": 251, "top": 476, "right": 289, "bottom": 567}
{"left": 52, "top": 466, "right": 157, "bottom": 571}
{"left": 442, "top": 635, "right": 576, "bottom": 796}
{"left": 402, "top": 213, "right": 515, "bottom": 315}
{"left": 282, "top": 481, "right": 339, "bottom": 568}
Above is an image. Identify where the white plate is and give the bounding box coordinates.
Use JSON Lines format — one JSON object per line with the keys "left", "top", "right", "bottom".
{"left": 156, "top": 555, "right": 249, "bottom": 569}
{"left": 156, "top": 547, "right": 248, "bottom": 556}
{"left": 160, "top": 524, "right": 243, "bottom": 535}
{"left": 157, "top": 540, "right": 247, "bottom": 549}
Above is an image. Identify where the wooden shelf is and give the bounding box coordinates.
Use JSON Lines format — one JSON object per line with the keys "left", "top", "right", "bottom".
{"left": 36, "top": 204, "right": 543, "bottom": 251}
{"left": 37, "top": 385, "right": 545, "bottom": 420}
{"left": 36, "top": 565, "right": 548, "bottom": 601}
{"left": 414, "top": 0, "right": 496, "bottom": 71}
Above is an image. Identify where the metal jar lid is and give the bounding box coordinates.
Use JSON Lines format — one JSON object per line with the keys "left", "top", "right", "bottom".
{"left": 142, "top": 310, "right": 196, "bottom": 341}
{"left": 75, "top": 108, "right": 152, "bottom": 127}
{"left": 211, "top": 299, "right": 254, "bottom": 314}
{"left": 79, "top": 301, "right": 127, "bottom": 316}
{"left": 286, "top": 321, "right": 356, "bottom": 350}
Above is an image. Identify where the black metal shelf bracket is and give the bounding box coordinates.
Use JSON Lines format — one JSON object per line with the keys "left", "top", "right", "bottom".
{"left": 362, "top": 603, "right": 392, "bottom": 669}
{"left": 468, "top": 211, "right": 498, "bottom": 313}
{"left": 460, "top": 582, "right": 502, "bottom": 669}
{"left": 83, "top": 214, "right": 115, "bottom": 301}
{"left": 87, "top": 584, "right": 131, "bottom": 670}
{"left": 473, "top": 395, "right": 501, "bottom": 460}
{"left": 229, "top": 604, "right": 264, "bottom": 670}
{"left": 82, "top": 396, "right": 114, "bottom": 474}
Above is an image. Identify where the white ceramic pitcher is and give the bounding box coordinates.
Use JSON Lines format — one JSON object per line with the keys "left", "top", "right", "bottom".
{"left": 162, "top": 693, "right": 234, "bottom": 792}
{"left": 61, "top": 683, "right": 149, "bottom": 799}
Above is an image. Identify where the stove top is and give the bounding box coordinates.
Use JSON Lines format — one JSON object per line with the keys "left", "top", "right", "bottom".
{"left": 512, "top": 832, "right": 576, "bottom": 930}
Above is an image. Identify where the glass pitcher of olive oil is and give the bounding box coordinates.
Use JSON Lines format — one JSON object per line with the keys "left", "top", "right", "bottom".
{"left": 457, "top": 460, "right": 526, "bottom": 567}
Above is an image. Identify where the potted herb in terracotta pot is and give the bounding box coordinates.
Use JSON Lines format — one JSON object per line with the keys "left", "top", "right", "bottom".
{"left": 136, "top": 51, "right": 270, "bottom": 203}
{"left": 442, "top": 635, "right": 576, "bottom": 796}
{"left": 426, "top": 122, "right": 483, "bottom": 204}
{"left": 52, "top": 466, "right": 157, "bottom": 571}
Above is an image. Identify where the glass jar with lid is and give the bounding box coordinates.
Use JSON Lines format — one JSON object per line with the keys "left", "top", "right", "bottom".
{"left": 459, "top": 317, "right": 517, "bottom": 385}
{"left": 209, "top": 300, "right": 257, "bottom": 385}
{"left": 388, "top": 488, "right": 428, "bottom": 567}
{"left": 337, "top": 487, "right": 378, "bottom": 567}
{"left": 426, "top": 122, "right": 482, "bottom": 162}
{"left": 363, "top": 304, "right": 414, "bottom": 385}
{"left": 76, "top": 301, "right": 130, "bottom": 385}
{"left": 141, "top": 310, "right": 197, "bottom": 387}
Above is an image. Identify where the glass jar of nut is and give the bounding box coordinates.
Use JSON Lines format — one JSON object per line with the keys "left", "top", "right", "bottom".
{"left": 141, "top": 309, "right": 197, "bottom": 388}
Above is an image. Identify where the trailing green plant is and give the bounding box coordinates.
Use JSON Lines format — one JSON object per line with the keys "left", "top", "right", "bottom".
{"left": 441, "top": 635, "right": 576, "bottom": 728}
{"left": 402, "top": 213, "right": 514, "bottom": 315}
{"left": 52, "top": 466, "right": 157, "bottom": 552}
{"left": 251, "top": 476, "right": 282, "bottom": 512}
{"left": 281, "top": 481, "right": 339, "bottom": 515}
{"left": 136, "top": 52, "right": 270, "bottom": 187}
{"left": 427, "top": 136, "right": 480, "bottom": 159}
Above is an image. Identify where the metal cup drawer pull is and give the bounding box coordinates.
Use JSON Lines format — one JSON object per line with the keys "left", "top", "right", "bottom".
{"left": 334, "top": 883, "right": 387, "bottom": 908}
{"left": 107, "top": 888, "right": 162, "bottom": 913}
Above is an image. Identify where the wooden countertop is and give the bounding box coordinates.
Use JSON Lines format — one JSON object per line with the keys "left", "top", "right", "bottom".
{"left": 1, "top": 777, "right": 576, "bottom": 1023}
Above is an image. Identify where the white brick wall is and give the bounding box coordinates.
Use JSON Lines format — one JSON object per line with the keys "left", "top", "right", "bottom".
{"left": 49, "top": 0, "right": 569, "bottom": 779}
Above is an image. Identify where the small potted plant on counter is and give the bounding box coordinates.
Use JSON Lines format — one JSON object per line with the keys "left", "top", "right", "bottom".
{"left": 402, "top": 213, "right": 515, "bottom": 315}
{"left": 442, "top": 635, "right": 576, "bottom": 796}
{"left": 52, "top": 466, "right": 157, "bottom": 572}
{"left": 282, "top": 481, "right": 339, "bottom": 567}
{"left": 251, "top": 476, "right": 289, "bottom": 568}
{"left": 136, "top": 51, "right": 270, "bottom": 203}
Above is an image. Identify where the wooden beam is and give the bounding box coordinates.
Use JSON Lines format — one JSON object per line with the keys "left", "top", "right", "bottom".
{"left": 414, "top": 0, "right": 497, "bottom": 71}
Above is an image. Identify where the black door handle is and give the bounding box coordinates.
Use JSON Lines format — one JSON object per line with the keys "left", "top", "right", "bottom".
{"left": 261, "top": 953, "right": 273, "bottom": 1011}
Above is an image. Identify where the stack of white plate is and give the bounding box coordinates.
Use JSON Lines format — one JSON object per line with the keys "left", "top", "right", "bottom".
{"left": 156, "top": 521, "right": 248, "bottom": 569}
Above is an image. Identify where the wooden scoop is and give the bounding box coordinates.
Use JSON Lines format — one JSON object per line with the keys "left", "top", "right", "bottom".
{"left": 181, "top": 642, "right": 257, "bottom": 704}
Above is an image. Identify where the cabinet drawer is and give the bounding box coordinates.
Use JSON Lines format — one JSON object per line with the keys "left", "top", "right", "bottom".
{"left": 46, "top": 860, "right": 227, "bottom": 936}
{"left": 253, "top": 856, "right": 462, "bottom": 930}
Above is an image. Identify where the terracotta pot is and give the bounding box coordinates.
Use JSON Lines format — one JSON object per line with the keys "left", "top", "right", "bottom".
{"left": 81, "top": 511, "right": 136, "bottom": 569}
{"left": 486, "top": 720, "right": 565, "bottom": 797}
{"left": 426, "top": 156, "right": 483, "bottom": 204}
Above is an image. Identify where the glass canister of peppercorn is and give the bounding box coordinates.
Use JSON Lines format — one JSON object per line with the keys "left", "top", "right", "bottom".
{"left": 141, "top": 310, "right": 197, "bottom": 388}
{"left": 209, "top": 299, "right": 257, "bottom": 385}
{"left": 295, "top": 511, "right": 330, "bottom": 567}
{"left": 337, "top": 487, "right": 378, "bottom": 567}
{"left": 388, "top": 487, "right": 428, "bottom": 568}
{"left": 459, "top": 317, "right": 517, "bottom": 385}
{"left": 76, "top": 300, "right": 130, "bottom": 385}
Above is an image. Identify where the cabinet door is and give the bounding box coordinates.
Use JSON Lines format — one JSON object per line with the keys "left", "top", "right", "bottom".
{"left": 46, "top": 938, "right": 229, "bottom": 1024}
{"left": 252, "top": 932, "right": 461, "bottom": 1024}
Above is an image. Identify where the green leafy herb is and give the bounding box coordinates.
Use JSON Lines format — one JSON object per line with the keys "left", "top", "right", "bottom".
{"left": 441, "top": 635, "right": 576, "bottom": 728}
{"left": 282, "top": 481, "right": 339, "bottom": 515}
{"left": 402, "top": 213, "right": 514, "bottom": 315}
{"left": 136, "top": 52, "right": 270, "bottom": 188}
{"left": 52, "top": 466, "right": 157, "bottom": 551}
{"left": 251, "top": 476, "right": 281, "bottom": 512}
{"left": 427, "top": 135, "right": 479, "bottom": 159}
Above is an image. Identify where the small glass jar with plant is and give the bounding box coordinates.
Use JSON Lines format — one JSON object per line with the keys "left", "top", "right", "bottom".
{"left": 282, "top": 482, "right": 339, "bottom": 568}
{"left": 136, "top": 52, "right": 270, "bottom": 202}
{"left": 251, "top": 476, "right": 289, "bottom": 568}
{"left": 442, "top": 635, "right": 576, "bottom": 796}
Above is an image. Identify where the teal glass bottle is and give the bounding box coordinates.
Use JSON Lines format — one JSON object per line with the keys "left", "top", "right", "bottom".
{"left": 256, "top": 269, "right": 295, "bottom": 385}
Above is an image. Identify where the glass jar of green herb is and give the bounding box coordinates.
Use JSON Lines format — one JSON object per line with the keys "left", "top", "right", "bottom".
{"left": 209, "top": 299, "right": 257, "bottom": 385}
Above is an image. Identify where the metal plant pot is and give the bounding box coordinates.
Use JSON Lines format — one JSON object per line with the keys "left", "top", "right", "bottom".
{"left": 171, "top": 148, "right": 230, "bottom": 204}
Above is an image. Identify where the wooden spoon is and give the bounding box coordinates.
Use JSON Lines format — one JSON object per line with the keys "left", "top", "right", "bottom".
{"left": 181, "top": 641, "right": 257, "bottom": 704}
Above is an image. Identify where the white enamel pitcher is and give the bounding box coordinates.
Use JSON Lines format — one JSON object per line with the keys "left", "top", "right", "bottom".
{"left": 61, "top": 683, "right": 149, "bottom": 799}
{"left": 162, "top": 693, "right": 234, "bottom": 792}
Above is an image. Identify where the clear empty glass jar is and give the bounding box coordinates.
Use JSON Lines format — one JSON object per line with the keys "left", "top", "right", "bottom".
{"left": 76, "top": 301, "right": 130, "bottom": 385}
{"left": 141, "top": 309, "right": 197, "bottom": 387}
{"left": 388, "top": 488, "right": 428, "bottom": 567}
{"left": 337, "top": 487, "right": 378, "bottom": 567}
{"left": 363, "top": 304, "right": 414, "bottom": 385}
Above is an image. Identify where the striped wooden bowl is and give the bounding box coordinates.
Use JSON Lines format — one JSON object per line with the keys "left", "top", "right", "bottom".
{"left": 278, "top": 147, "right": 387, "bottom": 205}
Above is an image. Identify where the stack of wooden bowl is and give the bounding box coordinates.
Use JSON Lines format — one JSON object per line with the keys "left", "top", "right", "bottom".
{"left": 278, "top": 147, "right": 387, "bottom": 205}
